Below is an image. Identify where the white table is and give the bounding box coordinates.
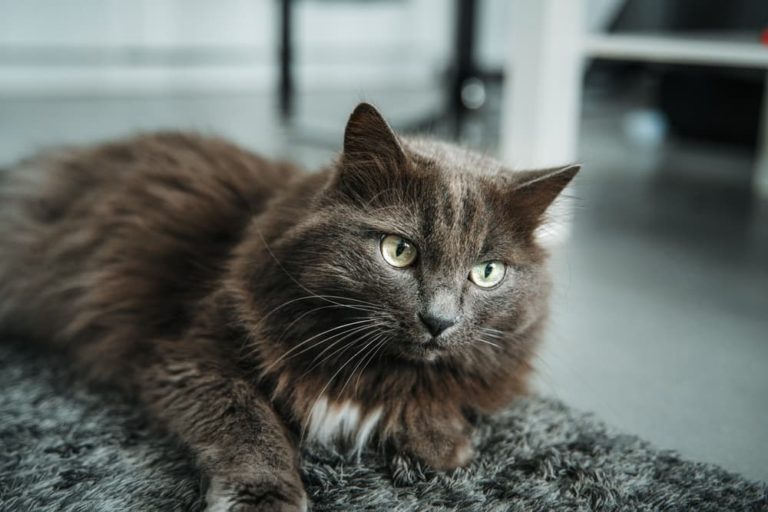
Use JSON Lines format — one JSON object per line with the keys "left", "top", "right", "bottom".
{"left": 500, "top": 0, "right": 768, "bottom": 197}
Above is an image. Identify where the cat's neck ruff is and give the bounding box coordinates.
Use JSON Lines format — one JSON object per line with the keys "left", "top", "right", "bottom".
{"left": 305, "top": 395, "right": 383, "bottom": 454}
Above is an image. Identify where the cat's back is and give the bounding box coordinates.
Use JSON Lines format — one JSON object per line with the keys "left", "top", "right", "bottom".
{"left": 0, "top": 132, "right": 301, "bottom": 346}
{"left": 1, "top": 132, "right": 296, "bottom": 225}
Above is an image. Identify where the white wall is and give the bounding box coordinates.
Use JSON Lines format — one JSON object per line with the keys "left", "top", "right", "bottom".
{"left": 0, "top": 0, "right": 273, "bottom": 47}
{"left": 0, "top": 0, "right": 452, "bottom": 96}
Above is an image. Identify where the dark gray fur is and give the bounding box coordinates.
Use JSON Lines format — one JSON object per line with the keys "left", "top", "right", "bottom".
{"left": 2, "top": 343, "right": 765, "bottom": 512}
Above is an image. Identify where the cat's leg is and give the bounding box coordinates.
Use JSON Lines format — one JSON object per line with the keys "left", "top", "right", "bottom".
{"left": 389, "top": 402, "right": 475, "bottom": 483}
{"left": 134, "top": 339, "right": 307, "bottom": 512}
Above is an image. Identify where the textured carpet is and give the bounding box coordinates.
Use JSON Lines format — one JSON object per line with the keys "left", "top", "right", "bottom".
{"left": 1, "top": 343, "right": 766, "bottom": 512}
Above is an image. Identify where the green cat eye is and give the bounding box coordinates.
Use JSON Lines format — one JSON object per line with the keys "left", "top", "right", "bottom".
{"left": 380, "top": 234, "right": 417, "bottom": 268}
{"left": 469, "top": 260, "right": 506, "bottom": 288}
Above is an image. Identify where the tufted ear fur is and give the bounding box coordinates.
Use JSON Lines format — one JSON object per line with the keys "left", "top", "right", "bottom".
{"left": 501, "top": 164, "right": 580, "bottom": 234}
{"left": 328, "top": 103, "right": 408, "bottom": 205}
{"left": 342, "top": 103, "right": 405, "bottom": 164}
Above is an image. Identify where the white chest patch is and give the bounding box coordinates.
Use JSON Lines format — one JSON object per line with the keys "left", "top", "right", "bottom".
{"left": 306, "top": 396, "right": 382, "bottom": 454}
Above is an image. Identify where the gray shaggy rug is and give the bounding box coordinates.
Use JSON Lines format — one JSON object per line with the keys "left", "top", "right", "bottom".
{"left": 1, "top": 342, "right": 766, "bottom": 512}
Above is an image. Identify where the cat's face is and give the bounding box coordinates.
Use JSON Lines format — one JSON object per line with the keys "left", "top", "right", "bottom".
{"left": 250, "top": 104, "right": 577, "bottom": 373}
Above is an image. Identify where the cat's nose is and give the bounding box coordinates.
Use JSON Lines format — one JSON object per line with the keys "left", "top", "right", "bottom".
{"left": 418, "top": 311, "right": 457, "bottom": 337}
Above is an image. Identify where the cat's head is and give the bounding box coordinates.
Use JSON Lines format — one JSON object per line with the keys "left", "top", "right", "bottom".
{"left": 243, "top": 103, "right": 578, "bottom": 379}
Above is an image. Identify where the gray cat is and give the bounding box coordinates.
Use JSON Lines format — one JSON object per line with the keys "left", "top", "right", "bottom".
{"left": 0, "top": 103, "right": 578, "bottom": 511}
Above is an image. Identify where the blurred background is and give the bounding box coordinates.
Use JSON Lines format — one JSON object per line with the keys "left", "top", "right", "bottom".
{"left": 1, "top": 0, "right": 766, "bottom": 483}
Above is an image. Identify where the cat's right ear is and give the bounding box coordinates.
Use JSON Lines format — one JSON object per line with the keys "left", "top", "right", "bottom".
{"left": 327, "top": 103, "right": 406, "bottom": 204}
{"left": 342, "top": 103, "right": 405, "bottom": 165}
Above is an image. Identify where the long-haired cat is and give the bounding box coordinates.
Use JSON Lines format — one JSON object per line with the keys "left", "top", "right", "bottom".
{"left": 0, "top": 103, "right": 578, "bottom": 511}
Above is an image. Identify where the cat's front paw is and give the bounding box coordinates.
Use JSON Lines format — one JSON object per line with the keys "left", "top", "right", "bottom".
{"left": 205, "top": 474, "right": 307, "bottom": 512}
{"left": 388, "top": 426, "right": 475, "bottom": 484}
{"left": 406, "top": 433, "right": 475, "bottom": 471}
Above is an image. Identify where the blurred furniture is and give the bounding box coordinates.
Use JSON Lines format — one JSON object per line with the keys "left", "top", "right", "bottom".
{"left": 276, "top": 0, "right": 499, "bottom": 136}
{"left": 278, "top": 0, "right": 294, "bottom": 120}
{"left": 500, "top": 0, "right": 768, "bottom": 197}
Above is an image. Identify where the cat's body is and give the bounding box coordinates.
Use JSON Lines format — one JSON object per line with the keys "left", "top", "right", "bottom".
{"left": 0, "top": 104, "right": 577, "bottom": 511}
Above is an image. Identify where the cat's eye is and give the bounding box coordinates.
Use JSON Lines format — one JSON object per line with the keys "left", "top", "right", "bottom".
{"left": 469, "top": 260, "right": 506, "bottom": 288}
{"left": 380, "top": 234, "right": 417, "bottom": 268}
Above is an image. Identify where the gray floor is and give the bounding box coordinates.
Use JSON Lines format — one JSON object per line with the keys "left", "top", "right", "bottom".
{"left": 1, "top": 87, "right": 766, "bottom": 483}
{"left": 543, "top": 90, "right": 768, "bottom": 483}
{"left": 540, "top": 135, "right": 768, "bottom": 484}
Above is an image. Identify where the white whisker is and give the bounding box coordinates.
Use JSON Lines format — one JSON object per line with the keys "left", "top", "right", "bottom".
{"left": 337, "top": 331, "right": 388, "bottom": 398}
{"left": 476, "top": 337, "right": 501, "bottom": 349}
{"left": 275, "top": 303, "right": 375, "bottom": 343}
{"left": 301, "top": 323, "right": 385, "bottom": 377}
{"left": 300, "top": 323, "right": 382, "bottom": 370}
{"left": 262, "top": 319, "right": 376, "bottom": 373}
{"left": 299, "top": 328, "right": 384, "bottom": 444}
{"left": 352, "top": 333, "right": 389, "bottom": 394}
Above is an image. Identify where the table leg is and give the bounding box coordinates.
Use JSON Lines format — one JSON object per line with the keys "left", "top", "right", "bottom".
{"left": 499, "top": 0, "right": 585, "bottom": 168}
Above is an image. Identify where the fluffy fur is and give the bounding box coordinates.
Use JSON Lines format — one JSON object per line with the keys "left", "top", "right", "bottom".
{"left": 0, "top": 103, "right": 579, "bottom": 510}
{"left": 2, "top": 342, "right": 766, "bottom": 512}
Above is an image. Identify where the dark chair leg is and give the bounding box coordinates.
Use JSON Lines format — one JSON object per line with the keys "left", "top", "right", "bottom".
{"left": 278, "top": 0, "right": 294, "bottom": 122}
{"left": 449, "top": 0, "right": 478, "bottom": 137}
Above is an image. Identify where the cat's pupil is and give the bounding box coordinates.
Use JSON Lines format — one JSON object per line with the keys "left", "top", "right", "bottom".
{"left": 484, "top": 263, "right": 493, "bottom": 278}
{"left": 396, "top": 240, "right": 406, "bottom": 257}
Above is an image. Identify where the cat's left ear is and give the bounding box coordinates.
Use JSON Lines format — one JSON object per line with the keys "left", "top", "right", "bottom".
{"left": 501, "top": 164, "right": 581, "bottom": 230}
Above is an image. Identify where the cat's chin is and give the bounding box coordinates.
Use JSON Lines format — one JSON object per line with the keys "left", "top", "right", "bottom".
{"left": 400, "top": 340, "right": 445, "bottom": 363}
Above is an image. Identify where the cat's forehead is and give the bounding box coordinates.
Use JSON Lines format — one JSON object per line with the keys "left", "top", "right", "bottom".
{"left": 402, "top": 137, "right": 504, "bottom": 178}
{"left": 415, "top": 175, "right": 488, "bottom": 268}
{"left": 391, "top": 139, "right": 500, "bottom": 267}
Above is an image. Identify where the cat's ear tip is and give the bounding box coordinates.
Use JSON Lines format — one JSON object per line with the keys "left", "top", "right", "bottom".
{"left": 342, "top": 102, "right": 403, "bottom": 161}
{"left": 560, "top": 163, "right": 581, "bottom": 176}
{"left": 352, "top": 102, "right": 378, "bottom": 113}
{"left": 548, "top": 163, "right": 581, "bottom": 184}
{"left": 348, "top": 102, "right": 384, "bottom": 122}
{"left": 513, "top": 163, "right": 581, "bottom": 190}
